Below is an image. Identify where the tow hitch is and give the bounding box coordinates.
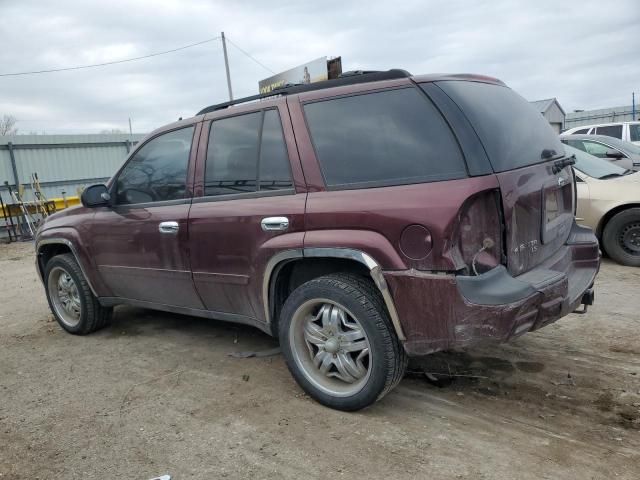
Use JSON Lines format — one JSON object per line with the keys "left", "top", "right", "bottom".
{"left": 573, "top": 288, "right": 594, "bottom": 314}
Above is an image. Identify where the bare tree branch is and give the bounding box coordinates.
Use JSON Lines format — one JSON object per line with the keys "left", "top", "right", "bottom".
{"left": 0, "top": 115, "right": 18, "bottom": 135}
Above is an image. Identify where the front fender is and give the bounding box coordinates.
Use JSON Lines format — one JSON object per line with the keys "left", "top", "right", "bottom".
{"left": 36, "top": 227, "right": 110, "bottom": 297}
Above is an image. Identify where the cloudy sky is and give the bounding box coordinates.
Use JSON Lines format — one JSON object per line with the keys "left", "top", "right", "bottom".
{"left": 1, "top": 0, "right": 638, "bottom": 134}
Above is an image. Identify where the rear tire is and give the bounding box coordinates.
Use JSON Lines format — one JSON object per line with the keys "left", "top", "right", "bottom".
{"left": 602, "top": 208, "right": 640, "bottom": 267}
{"left": 44, "top": 253, "right": 112, "bottom": 334}
{"left": 279, "top": 273, "right": 407, "bottom": 411}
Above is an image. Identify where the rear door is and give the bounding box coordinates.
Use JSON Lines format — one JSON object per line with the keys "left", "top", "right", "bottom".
{"left": 437, "top": 80, "right": 575, "bottom": 275}
{"left": 187, "top": 104, "right": 306, "bottom": 321}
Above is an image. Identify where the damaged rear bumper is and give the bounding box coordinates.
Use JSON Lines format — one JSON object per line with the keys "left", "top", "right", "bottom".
{"left": 384, "top": 223, "right": 600, "bottom": 356}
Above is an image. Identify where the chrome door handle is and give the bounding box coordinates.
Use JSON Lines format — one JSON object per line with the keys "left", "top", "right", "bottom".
{"left": 261, "top": 217, "right": 289, "bottom": 232}
{"left": 159, "top": 221, "right": 179, "bottom": 234}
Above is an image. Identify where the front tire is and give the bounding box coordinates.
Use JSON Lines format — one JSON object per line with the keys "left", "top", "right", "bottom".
{"left": 44, "top": 253, "right": 112, "bottom": 334}
{"left": 602, "top": 208, "right": 640, "bottom": 267}
{"left": 279, "top": 273, "right": 407, "bottom": 411}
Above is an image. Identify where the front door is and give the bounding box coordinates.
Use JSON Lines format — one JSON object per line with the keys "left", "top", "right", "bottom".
{"left": 89, "top": 123, "right": 205, "bottom": 309}
{"left": 188, "top": 105, "right": 306, "bottom": 321}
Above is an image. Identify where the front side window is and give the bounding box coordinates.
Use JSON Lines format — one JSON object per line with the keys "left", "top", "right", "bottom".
{"left": 567, "top": 139, "right": 625, "bottom": 159}
{"left": 304, "top": 88, "right": 466, "bottom": 188}
{"left": 205, "top": 110, "right": 292, "bottom": 196}
{"left": 595, "top": 124, "right": 623, "bottom": 139}
{"left": 115, "top": 126, "right": 194, "bottom": 205}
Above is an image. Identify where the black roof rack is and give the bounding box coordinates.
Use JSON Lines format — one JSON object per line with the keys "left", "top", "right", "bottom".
{"left": 197, "top": 69, "right": 412, "bottom": 115}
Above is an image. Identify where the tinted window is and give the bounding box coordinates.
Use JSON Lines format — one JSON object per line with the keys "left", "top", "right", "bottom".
{"left": 595, "top": 125, "right": 623, "bottom": 139}
{"left": 304, "top": 88, "right": 466, "bottom": 188}
{"left": 116, "top": 126, "right": 194, "bottom": 205}
{"left": 206, "top": 112, "right": 261, "bottom": 196}
{"left": 259, "top": 110, "right": 293, "bottom": 190}
{"left": 629, "top": 124, "right": 640, "bottom": 142}
{"left": 572, "top": 128, "right": 589, "bottom": 134}
{"left": 437, "top": 81, "right": 565, "bottom": 172}
{"left": 205, "top": 110, "right": 291, "bottom": 196}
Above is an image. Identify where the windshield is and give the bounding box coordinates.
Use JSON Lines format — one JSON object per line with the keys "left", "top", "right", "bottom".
{"left": 565, "top": 144, "right": 629, "bottom": 179}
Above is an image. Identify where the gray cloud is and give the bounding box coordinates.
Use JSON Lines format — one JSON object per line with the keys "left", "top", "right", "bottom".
{"left": 1, "top": 0, "right": 638, "bottom": 134}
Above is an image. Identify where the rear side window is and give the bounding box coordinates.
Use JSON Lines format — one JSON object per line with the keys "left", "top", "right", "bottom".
{"left": 436, "top": 81, "right": 565, "bottom": 172}
{"left": 259, "top": 110, "right": 292, "bottom": 190}
{"left": 630, "top": 124, "right": 640, "bottom": 142}
{"left": 595, "top": 125, "right": 623, "bottom": 139}
{"left": 303, "top": 88, "right": 466, "bottom": 188}
{"left": 205, "top": 110, "right": 292, "bottom": 196}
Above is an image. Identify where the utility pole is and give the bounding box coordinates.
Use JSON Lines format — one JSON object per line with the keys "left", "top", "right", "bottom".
{"left": 221, "top": 31, "right": 233, "bottom": 101}
{"left": 633, "top": 92, "right": 636, "bottom": 121}
{"left": 128, "top": 117, "right": 133, "bottom": 135}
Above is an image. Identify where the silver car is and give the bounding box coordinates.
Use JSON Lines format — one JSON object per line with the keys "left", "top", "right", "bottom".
{"left": 560, "top": 134, "right": 640, "bottom": 171}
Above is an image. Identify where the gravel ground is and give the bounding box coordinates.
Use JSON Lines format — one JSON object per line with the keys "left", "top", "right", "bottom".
{"left": 0, "top": 241, "right": 638, "bottom": 479}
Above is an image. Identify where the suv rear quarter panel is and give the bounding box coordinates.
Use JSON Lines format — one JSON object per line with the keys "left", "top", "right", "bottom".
{"left": 303, "top": 172, "right": 500, "bottom": 271}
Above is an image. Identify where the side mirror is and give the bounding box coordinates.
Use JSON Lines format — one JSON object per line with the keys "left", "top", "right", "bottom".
{"left": 605, "top": 149, "right": 625, "bottom": 159}
{"left": 81, "top": 184, "right": 111, "bottom": 208}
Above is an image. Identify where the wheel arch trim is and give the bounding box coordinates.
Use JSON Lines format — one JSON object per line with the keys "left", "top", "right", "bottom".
{"left": 263, "top": 247, "right": 406, "bottom": 341}
{"left": 35, "top": 238, "right": 99, "bottom": 297}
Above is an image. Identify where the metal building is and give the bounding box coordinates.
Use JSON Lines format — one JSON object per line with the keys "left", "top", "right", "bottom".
{"left": 0, "top": 133, "right": 144, "bottom": 202}
{"left": 529, "top": 98, "right": 566, "bottom": 134}
{"left": 565, "top": 105, "right": 638, "bottom": 130}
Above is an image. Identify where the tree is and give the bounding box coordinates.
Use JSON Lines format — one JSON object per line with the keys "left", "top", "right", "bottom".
{"left": 0, "top": 115, "right": 18, "bottom": 135}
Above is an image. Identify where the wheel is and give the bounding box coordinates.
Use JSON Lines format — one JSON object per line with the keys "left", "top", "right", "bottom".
{"left": 602, "top": 208, "right": 640, "bottom": 267}
{"left": 44, "top": 253, "right": 112, "bottom": 334}
{"left": 279, "top": 273, "right": 407, "bottom": 411}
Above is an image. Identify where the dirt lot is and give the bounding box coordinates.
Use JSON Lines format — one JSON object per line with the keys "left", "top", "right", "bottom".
{"left": 0, "top": 241, "right": 638, "bottom": 479}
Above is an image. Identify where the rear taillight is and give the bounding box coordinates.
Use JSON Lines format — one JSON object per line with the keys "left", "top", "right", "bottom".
{"left": 455, "top": 189, "right": 505, "bottom": 275}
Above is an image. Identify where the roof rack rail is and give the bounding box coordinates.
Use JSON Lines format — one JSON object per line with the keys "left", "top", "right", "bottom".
{"left": 196, "top": 69, "right": 412, "bottom": 115}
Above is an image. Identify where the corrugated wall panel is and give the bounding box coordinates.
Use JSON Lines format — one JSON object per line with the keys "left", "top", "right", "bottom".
{"left": 565, "top": 105, "right": 636, "bottom": 128}
{"left": 0, "top": 134, "right": 146, "bottom": 202}
{"left": 0, "top": 149, "right": 13, "bottom": 185}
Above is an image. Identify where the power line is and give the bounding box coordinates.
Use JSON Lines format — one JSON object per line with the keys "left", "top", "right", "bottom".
{"left": 225, "top": 36, "right": 276, "bottom": 74}
{"left": 0, "top": 36, "right": 221, "bottom": 77}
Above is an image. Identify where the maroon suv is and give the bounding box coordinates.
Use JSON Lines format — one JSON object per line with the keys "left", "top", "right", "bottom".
{"left": 35, "top": 70, "right": 600, "bottom": 411}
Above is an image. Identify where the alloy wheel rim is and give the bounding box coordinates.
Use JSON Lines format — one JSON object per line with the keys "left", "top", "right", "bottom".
{"left": 289, "top": 299, "right": 371, "bottom": 397}
{"left": 619, "top": 222, "right": 640, "bottom": 255}
{"left": 48, "top": 266, "right": 82, "bottom": 327}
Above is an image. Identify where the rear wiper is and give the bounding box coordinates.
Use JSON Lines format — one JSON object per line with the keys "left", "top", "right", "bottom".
{"left": 551, "top": 155, "right": 576, "bottom": 174}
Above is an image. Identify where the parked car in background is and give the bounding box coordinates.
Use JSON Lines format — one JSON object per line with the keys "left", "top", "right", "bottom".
{"left": 34, "top": 71, "right": 600, "bottom": 411}
{"left": 560, "top": 134, "right": 640, "bottom": 171}
{"left": 563, "top": 121, "right": 640, "bottom": 145}
{"left": 567, "top": 144, "right": 640, "bottom": 267}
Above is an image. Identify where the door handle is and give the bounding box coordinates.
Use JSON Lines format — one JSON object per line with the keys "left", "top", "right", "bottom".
{"left": 261, "top": 217, "right": 289, "bottom": 232}
{"left": 159, "top": 221, "right": 179, "bottom": 234}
